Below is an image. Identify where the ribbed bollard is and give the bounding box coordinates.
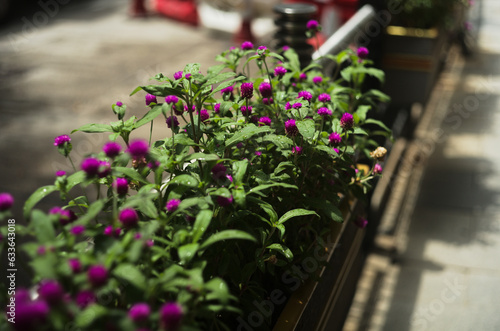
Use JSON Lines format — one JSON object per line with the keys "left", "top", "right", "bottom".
{"left": 273, "top": 3, "right": 318, "bottom": 68}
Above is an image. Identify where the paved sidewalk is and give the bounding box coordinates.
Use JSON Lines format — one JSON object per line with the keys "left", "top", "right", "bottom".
{"left": 344, "top": 0, "right": 500, "bottom": 330}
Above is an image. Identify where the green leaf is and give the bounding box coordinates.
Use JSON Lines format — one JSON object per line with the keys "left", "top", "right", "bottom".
{"left": 135, "top": 105, "right": 163, "bottom": 128}
{"left": 184, "top": 63, "right": 201, "bottom": 75}
{"left": 141, "top": 85, "right": 184, "bottom": 98}
{"left": 274, "top": 161, "right": 294, "bottom": 175}
{"left": 192, "top": 210, "right": 213, "bottom": 242}
{"left": 267, "top": 243, "right": 294, "bottom": 261}
{"left": 232, "top": 159, "right": 248, "bottom": 184}
{"left": 365, "top": 118, "right": 391, "bottom": 132}
{"left": 114, "top": 167, "right": 149, "bottom": 184}
{"left": 277, "top": 208, "right": 319, "bottom": 225}
{"left": 30, "top": 210, "right": 56, "bottom": 242}
{"left": 204, "top": 278, "right": 232, "bottom": 304}
{"left": 76, "top": 305, "right": 107, "bottom": 327}
{"left": 169, "top": 174, "right": 199, "bottom": 188}
{"left": 71, "top": 123, "right": 113, "bottom": 134}
{"left": 353, "top": 127, "right": 369, "bottom": 135}
{"left": 113, "top": 264, "right": 146, "bottom": 290}
{"left": 226, "top": 124, "right": 273, "bottom": 147}
{"left": 314, "top": 145, "right": 339, "bottom": 157}
{"left": 211, "top": 76, "right": 246, "bottom": 96}
{"left": 284, "top": 49, "right": 301, "bottom": 72}
{"left": 210, "top": 187, "right": 232, "bottom": 198}
{"left": 24, "top": 185, "right": 57, "bottom": 219}
{"left": 178, "top": 243, "right": 199, "bottom": 264}
{"left": 307, "top": 199, "right": 344, "bottom": 222}
{"left": 248, "top": 183, "right": 298, "bottom": 195}
{"left": 262, "top": 134, "right": 293, "bottom": 149}
{"left": 183, "top": 153, "right": 220, "bottom": 162}
{"left": 354, "top": 105, "right": 371, "bottom": 123}
{"left": 296, "top": 119, "right": 316, "bottom": 139}
{"left": 77, "top": 200, "right": 106, "bottom": 224}
{"left": 67, "top": 171, "right": 86, "bottom": 190}
{"left": 199, "top": 230, "right": 256, "bottom": 251}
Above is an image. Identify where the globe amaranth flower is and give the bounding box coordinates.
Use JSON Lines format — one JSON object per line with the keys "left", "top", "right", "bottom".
{"left": 297, "top": 90, "right": 312, "bottom": 102}
{"left": 373, "top": 163, "right": 383, "bottom": 175}
{"left": 328, "top": 132, "right": 342, "bottom": 145}
{"left": 184, "top": 105, "right": 195, "bottom": 113}
{"left": 340, "top": 112, "right": 354, "bottom": 130}
{"left": 255, "top": 151, "right": 262, "bottom": 156}
{"left": 14, "top": 299, "right": 50, "bottom": 330}
{"left": 185, "top": 73, "right": 192, "bottom": 80}
{"left": 285, "top": 119, "right": 299, "bottom": 136}
{"left": 214, "top": 103, "right": 221, "bottom": 114}
{"left": 104, "top": 226, "right": 121, "bottom": 238}
{"left": 70, "top": 225, "right": 85, "bottom": 236}
{"left": 165, "top": 95, "right": 179, "bottom": 104}
{"left": 217, "top": 195, "right": 233, "bottom": 207}
{"left": 81, "top": 157, "right": 100, "bottom": 176}
{"left": 97, "top": 161, "right": 111, "bottom": 178}
{"left": 129, "top": 303, "right": 151, "bottom": 323}
{"left": 317, "top": 107, "right": 332, "bottom": 117}
{"left": 119, "top": 208, "right": 139, "bottom": 228}
{"left": 55, "top": 170, "right": 66, "bottom": 177}
{"left": 103, "top": 141, "right": 122, "bottom": 158}
{"left": 221, "top": 85, "right": 233, "bottom": 95}
{"left": 240, "top": 82, "right": 254, "bottom": 99}
{"left": 292, "top": 102, "right": 302, "bottom": 109}
{"left": 262, "top": 97, "right": 273, "bottom": 105}
{"left": 76, "top": 290, "right": 96, "bottom": 308}
{"left": 116, "top": 101, "right": 123, "bottom": 107}
{"left": 357, "top": 47, "right": 369, "bottom": 59}
{"left": 166, "top": 115, "right": 179, "bottom": 128}
{"left": 68, "top": 258, "right": 82, "bottom": 273}
{"left": 88, "top": 265, "right": 108, "bottom": 287}
{"left": 38, "top": 280, "right": 64, "bottom": 305}
{"left": 240, "top": 105, "right": 252, "bottom": 116}
{"left": 258, "top": 116, "right": 272, "bottom": 126}
{"left": 292, "top": 146, "right": 303, "bottom": 155}
{"left": 198, "top": 109, "right": 209, "bottom": 122}
{"left": 282, "top": 45, "right": 290, "bottom": 51}
{"left": 127, "top": 140, "right": 149, "bottom": 159}
{"left": 37, "top": 246, "right": 46, "bottom": 255}
{"left": 354, "top": 217, "right": 368, "bottom": 229}
{"left": 274, "top": 66, "right": 287, "bottom": 77}
{"left": 147, "top": 160, "right": 161, "bottom": 169}
{"left": 166, "top": 199, "right": 181, "bottom": 213}
{"left": 241, "top": 41, "right": 253, "bottom": 50}
{"left": 285, "top": 102, "right": 292, "bottom": 110}
{"left": 49, "top": 207, "right": 77, "bottom": 225}
{"left": 259, "top": 82, "right": 272, "bottom": 98}
{"left": 54, "top": 134, "right": 71, "bottom": 147}
{"left": 318, "top": 93, "right": 331, "bottom": 103}
{"left": 211, "top": 163, "right": 227, "bottom": 180}
{"left": 313, "top": 76, "right": 323, "bottom": 84}
{"left": 306, "top": 19, "right": 319, "bottom": 30}
{"left": 145, "top": 93, "right": 157, "bottom": 106}
{"left": 160, "top": 302, "right": 183, "bottom": 331}
{"left": 174, "top": 71, "right": 183, "bottom": 80}
{"left": 0, "top": 192, "right": 14, "bottom": 211}
{"left": 113, "top": 178, "right": 128, "bottom": 196}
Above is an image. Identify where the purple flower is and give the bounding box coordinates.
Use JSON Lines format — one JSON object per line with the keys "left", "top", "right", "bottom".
{"left": 373, "top": 164, "right": 383, "bottom": 175}
{"left": 166, "top": 199, "right": 181, "bottom": 213}
{"left": 274, "top": 66, "right": 287, "bottom": 77}
{"left": 299, "top": 72, "right": 307, "bottom": 81}
{"left": 37, "top": 246, "right": 46, "bottom": 255}
{"left": 185, "top": 73, "right": 192, "bottom": 80}
{"left": 165, "top": 95, "right": 179, "bottom": 104}
{"left": 166, "top": 115, "right": 180, "bottom": 128}
{"left": 116, "top": 101, "right": 123, "bottom": 107}
{"left": 298, "top": 90, "right": 312, "bottom": 102}
{"left": 292, "top": 102, "right": 302, "bottom": 109}
{"left": 255, "top": 151, "right": 262, "bottom": 156}
{"left": 38, "top": 280, "right": 64, "bottom": 305}
{"left": 285, "top": 102, "right": 292, "bottom": 110}
{"left": 160, "top": 302, "right": 183, "bottom": 331}
{"left": 257, "top": 45, "right": 267, "bottom": 51}
{"left": 148, "top": 160, "right": 160, "bottom": 169}
{"left": 198, "top": 109, "right": 210, "bottom": 122}
{"left": 88, "top": 265, "right": 108, "bottom": 288}
{"left": 340, "top": 112, "right": 354, "bottom": 130}
{"left": 217, "top": 195, "right": 233, "bottom": 207}
{"left": 15, "top": 300, "right": 50, "bottom": 330}
{"left": 113, "top": 178, "right": 128, "bottom": 196}
{"left": 76, "top": 290, "right": 96, "bottom": 308}
{"left": 259, "top": 82, "right": 272, "bottom": 98}
{"left": 306, "top": 19, "right": 319, "bottom": 30}
{"left": 317, "top": 107, "right": 332, "bottom": 117}
{"left": 240, "top": 82, "right": 254, "bottom": 99}
{"left": 328, "top": 132, "right": 342, "bottom": 145}
{"left": 285, "top": 119, "right": 299, "bottom": 136}
{"left": 282, "top": 45, "right": 290, "bottom": 51}
{"left": 240, "top": 105, "right": 252, "bottom": 116}
{"left": 318, "top": 93, "right": 331, "bottom": 103}
{"left": 357, "top": 47, "right": 369, "bottom": 59}
{"left": 68, "top": 258, "right": 82, "bottom": 273}
{"left": 214, "top": 103, "right": 221, "bottom": 114}
{"left": 354, "top": 217, "right": 368, "bottom": 229}
{"left": 119, "top": 208, "right": 139, "bottom": 228}
{"left": 103, "top": 141, "right": 122, "bottom": 158}
{"left": 262, "top": 97, "right": 273, "bottom": 105}
{"left": 145, "top": 94, "right": 157, "bottom": 106}
{"left": 333, "top": 147, "right": 340, "bottom": 154}
{"left": 70, "top": 225, "right": 85, "bottom": 236}
{"left": 221, "top": 85, "right": 233, "bottom": 95}
{"left": 313, "top": 76, "right": 323, "bottom": 84}
{"left": 98, "top": 160, "right": 111, "bottom": 178}
{"left": 56, "top": 170, "right": 66, "bottom": 177}
{"left": 54, "top": 134, "right": 71, "bottom": 147}
{"left": 146, "top": 239, "right": 154, "bottom": 247}
{"left": 184, "top": 105, "right": 195, "bottom": 113}
{"left": 81, "top": 157, "right": 100, "bottom": 176}
{"left": 129, "top": 303, "right": 151, "bottom": 323}
{"left": 103, "top": 226, "right": 121, "bottom": 238}
{"left": 258, "top": 116, "right": 272, "bottom": 126}
{"left": 292, "top": 146, "right": 303, "bottom": 155}
{"left": 49, "top": 207, "right": 77, "bottom": 225}
{"left": 174, "top": 71, "right": 183, "bottom": 80}
{"left": 211, "top": 163, "right": 227, "bottom": 180}
{"left": 241, "top": 41, "right": 254, "bottom": 50}
{"left": 0, "top": 192, "right": 14, "bottom": 211}
{"left": 127, "top": 140, "right": 149, "bottom": 159}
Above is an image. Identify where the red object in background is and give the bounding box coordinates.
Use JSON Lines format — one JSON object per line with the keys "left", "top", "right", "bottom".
{"left": 153, "top": 0, "right": 199, "bottom": 26}
{"left": 234, "top": 18, "right": 256, "bottom": 44}
{"left": 332, "top": 0, "right": 359, "bottom": 25}
{"left": 130, "top": 0, "right": 148, "bottom": 17}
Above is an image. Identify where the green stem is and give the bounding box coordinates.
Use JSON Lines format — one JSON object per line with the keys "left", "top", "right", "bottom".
{"left": 148, "top": 121, "right": 154, "bottom": 147}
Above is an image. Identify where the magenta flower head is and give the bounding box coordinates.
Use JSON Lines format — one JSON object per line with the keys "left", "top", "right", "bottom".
{"left": 357, "top": 47, "right": 369, "bottom": 59}
{"left": 214, "top": 103, "right": 221, "bottom": 114}
{"left": 160, "top": 302, "right": 183, "bottom": 331}
{"left": 354, "top": 217, "right": 368, "bottom": 229}
{"left": 174, "top": 71, "right": 183, "bottom": 80}
{"left": 198, "top": 109, "right": 210, "bottom": 122}
{"left": 340, "top": 112, "right": 354, "bottom": 130}
{"left": 282, "top": 45, "right": 290, "bottom": 51}
{"left": 240, "top": 105, "right": 252, "bottom": 116}
{"left": 103, "top": 141, "right": 122, "bottom": 158}
{"left": 81, "top": 157, "right": 100, "bottom": 176}
{"left": 56, "top": 170, "right": 66, "bottom": 177}
{"left": 113, "top": 178, "right": 128, "bottom": 196}
{"left": 217, "top": 195, "right": 233, "bottom": 207}
{"left": 259, "top": 116, "right": 272, "bottom": 126}
{"left": 15, "top": 300, "right": 50, "bottom": 330}
{"left": 292, "top": 146, "right": 303, "bottom": 155}
{"left": 285, "top": 119, "right": 299, "bottom": 136}
{"left": 274, "top": 66, "right": 287, "bottom": 77}
{"left": 0, "top": 193, "right": 14, "bottom": 211}
{"left": 76, "top": 290, "right": 96, "bottom": 308}
{"left": 373, "top": 163, "right": 383, "bottom": 175}
{"left": 129, "top": 303, "right": 151, "bottom": 323}
{"left": 87, "top": 265, "right": 108, "bottom": 287}
{"left": 127, "top": 140, "right": 149, "bottom": 159}
{"left": 166, "top": 199, "right": 181, "bottom": 213}
{"left": 318, "top": 93, "right": 331, "bottom": 103}
{"left": 165, "top": 95, "right": 179, "bottom": 104}
{"left": 211, "top": 163, "right": 227, "bottom": 180}
{"left": 328, "top": 132, "right": 342, "bottom": 145}
{"left": 145, "top": 94, "right": 157, "bottom": 106}
{"left": 166, "top": 116, "right": 179, "bottom": 128}
{"left": 185, "top": 73, "right": 192, "bottom": 80}
{"left": 298, "top": 90, "right": 313, "bottom": 102}
{"left": 317, "top": 107, "right": 332, "bottom": 117}
{"left": 299, "top": 72, "right": 307, "bottom": 81}
{"left": 313, "top": 76, "right": 323, "bottom": 84}
{"left": 259, "top": 82, "right": 272, "bottom": 98}
{"left": 119, "top": 208, "right": 139, "bottom": 228}
{"left": 104, "top": 225, "right": 118, "bottom": 237}
{"left": 54, "top": 134, "right": 71, "bottom": 147}
{"left": 262, "top": 97, "right": 273, "bottom": 105}
{"left": 306, "top": 19, "right": 319, "bottom": 30}
{"left": 70, "top": 225, "right": 85, "bottom": 236}
{"left": 38, "top": 280, "right": 64, "bottom": 305}
{"left": 116, "top": 101, "right": 123, "bottom": 107}
{"left": 240, "top": 82, "right": 254, "bottom": 99}
{"left": 292, "top": 102, "right": 302, "bottom": 109}
{"left": 221, "top": 85, "right": 233, "bottom": 95}
{"left": 68, "top": 258, "right": 82, "bottom": 273}
{"left": 241, "top": 41, "right": 253, "bottom": 50}
{"left": 49, "top": 207, "right": 77, "bottom": 225}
